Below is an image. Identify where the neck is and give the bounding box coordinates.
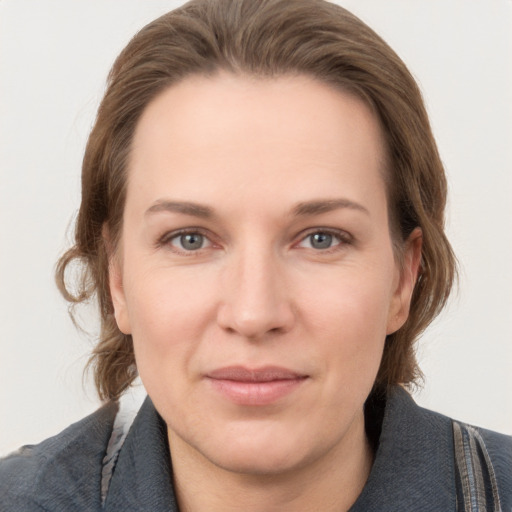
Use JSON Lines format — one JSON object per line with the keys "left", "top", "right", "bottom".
{"left": 167, "top": 412, "right": 373, "bottom": 512}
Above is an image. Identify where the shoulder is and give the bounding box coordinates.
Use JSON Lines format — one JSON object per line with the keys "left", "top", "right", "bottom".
{"left": 477, "top": 423, "right": 512, "bottom": 470}
{"left": 360, "top": 386, "right": 511, "bottom": 511}
{"left": 454, "top": 421, "right": 512, "bottom": 510}
{"left": 0, "top": 401, "right": 118, "bottom": 511}
{"left": 403, "top": 390, "right": 512, "bottom": 509}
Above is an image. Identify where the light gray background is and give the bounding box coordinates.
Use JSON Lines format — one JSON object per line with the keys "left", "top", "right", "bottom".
{"left": 1, "top": 0, "right": 511, "bottom": 456}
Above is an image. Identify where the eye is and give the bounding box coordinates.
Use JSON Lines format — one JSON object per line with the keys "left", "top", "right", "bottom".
{"left": 297, "top": 230, "right": 349, "bottom": 250}
{"left": 167, "top": 231, "right": 212, "bottom": 252}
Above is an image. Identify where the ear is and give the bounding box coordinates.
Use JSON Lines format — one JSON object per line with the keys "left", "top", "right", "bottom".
{"left": 103, "top": 224, "right": 132, "bottom": 335}
{"left": 386, "top": 227, "right": 423, "bottom": 335}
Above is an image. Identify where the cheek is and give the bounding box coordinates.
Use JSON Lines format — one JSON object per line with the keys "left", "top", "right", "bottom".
{"left": 122, "top": 265, "right": 219, "bottom": 377}
{"left": 301, "top": 267, "right": 394, "bottom": 380}
{"left": 305, "top": 264, "right": 394, "bottom": 334}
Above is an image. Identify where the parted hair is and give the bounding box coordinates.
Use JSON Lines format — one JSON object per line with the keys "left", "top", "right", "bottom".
{"left": 56, "top": 0, "right": 456, "bottom": 401}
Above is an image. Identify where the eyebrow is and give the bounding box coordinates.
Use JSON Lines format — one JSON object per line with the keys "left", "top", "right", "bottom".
{"left": 146, "top": 200, "right": 214, "bottom": 219}
{"left": 292, "top": 198, "right": 369, "bottom": 217}
{"left": 145, "top": 197, "right": 369, "bottom": 219}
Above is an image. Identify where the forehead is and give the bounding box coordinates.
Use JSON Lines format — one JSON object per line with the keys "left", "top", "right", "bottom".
{"left": 127, "top": 72, "right": 388, "bottom": 216}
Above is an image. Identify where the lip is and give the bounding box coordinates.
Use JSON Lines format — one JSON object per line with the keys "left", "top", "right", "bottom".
{"left": 205, "top": 366, "right": 308, "bottom": 406}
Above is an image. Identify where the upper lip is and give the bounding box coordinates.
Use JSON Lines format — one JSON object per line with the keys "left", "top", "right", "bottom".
{"left": 206, "top": 366, "right": 307, "bottom": 382}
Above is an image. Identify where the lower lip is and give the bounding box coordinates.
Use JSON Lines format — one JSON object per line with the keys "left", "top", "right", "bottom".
{"left": 206, "top": 377, "right": 307, "bottom": 406}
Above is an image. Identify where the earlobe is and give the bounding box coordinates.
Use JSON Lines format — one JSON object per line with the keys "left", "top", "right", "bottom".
{"left": 386, "top": 227, "right": 423, "bottom": 335}
{"left": 103, "top": 225, "right": 132, "bottom": 335}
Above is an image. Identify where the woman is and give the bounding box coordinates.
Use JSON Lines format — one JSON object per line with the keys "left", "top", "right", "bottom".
{"left": 1, "top": 0, "right": 510, "bottom": 510}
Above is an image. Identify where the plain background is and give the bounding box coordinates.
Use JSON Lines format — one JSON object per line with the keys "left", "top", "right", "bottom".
{"left": 1, "top": 0, "right": 511, "bottom": 456}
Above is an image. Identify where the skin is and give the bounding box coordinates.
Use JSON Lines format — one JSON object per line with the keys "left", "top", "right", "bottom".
{"left": 109, "top": 73, "right": 422, "bottom": 512}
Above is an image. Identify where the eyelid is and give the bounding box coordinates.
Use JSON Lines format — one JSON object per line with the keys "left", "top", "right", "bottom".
{"left": 157, "top": 227, "right": 217, "bottom": 254}
{"left": 294, "top": 227, "right": 353, "bottom": 250}
{"left": 155, "top": 226, "right": 352, "bottom": 254}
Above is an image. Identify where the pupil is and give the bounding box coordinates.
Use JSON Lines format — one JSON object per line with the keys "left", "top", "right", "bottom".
{"left": 311, "top": 232, "right": 332, "bottom": 249}
{"left": 181, "top": 233, "right": 203, "bottom": 250}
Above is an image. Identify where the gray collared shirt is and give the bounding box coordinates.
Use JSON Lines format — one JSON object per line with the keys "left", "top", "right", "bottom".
{"left": 1, "top": 387, "right": 511, "bottom": 511}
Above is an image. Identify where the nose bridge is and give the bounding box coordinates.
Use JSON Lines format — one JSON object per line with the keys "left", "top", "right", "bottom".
{"left": 218, "top": 239, "right": 293, "bottom": 338}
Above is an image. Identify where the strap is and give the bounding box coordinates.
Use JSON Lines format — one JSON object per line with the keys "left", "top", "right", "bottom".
{"left": 453, "top": 420, "right": 502, "bottom": 512}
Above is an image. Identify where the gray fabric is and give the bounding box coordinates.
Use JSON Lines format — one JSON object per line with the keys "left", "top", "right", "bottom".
{"left": 1, "top": 387, "right": 510, "bottom": 511}
{"left": 102, "top": 399, "right": 178, "bottom": 511}
{"left": 0, "top": 401, "right": 117, "bottom": 511}
{"left": 101, "top": 399, "right": 141, "bottom": 504}
{"left": 479, "top": 427, "right": 512, "bottom": 511}
{"left": 350, "top": 387, "right": 456, "bottom": 511}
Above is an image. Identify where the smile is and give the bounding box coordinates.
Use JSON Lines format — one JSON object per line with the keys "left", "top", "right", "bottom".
{"left": 205, "top": 366, "right": 309, "bottom": 406}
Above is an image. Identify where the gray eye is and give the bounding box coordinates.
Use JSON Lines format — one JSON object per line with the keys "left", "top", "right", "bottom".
{"left": 309, "top": 232, "right": 333, "bottom": 249}
{"left": 179, "top": 233, "right": 204, "bottom": 250}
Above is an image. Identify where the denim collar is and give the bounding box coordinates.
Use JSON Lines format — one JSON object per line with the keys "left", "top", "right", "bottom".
{"left": 103, "top": 398, "right": 178, "bottom": 511}
{"left": 350, "top": 386, "right": 455, "bottom": 510}
{"left": 104, "top": 387, "right": 455, "bottom": 511}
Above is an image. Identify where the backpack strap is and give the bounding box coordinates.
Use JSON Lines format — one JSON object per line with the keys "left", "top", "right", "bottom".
{"left": 453, "top": 420, "right": 502, "bottom": 512}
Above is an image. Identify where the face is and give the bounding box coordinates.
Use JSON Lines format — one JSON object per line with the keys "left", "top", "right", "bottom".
{"left": 110, "top": 73, "right": 420, "bottom": 477}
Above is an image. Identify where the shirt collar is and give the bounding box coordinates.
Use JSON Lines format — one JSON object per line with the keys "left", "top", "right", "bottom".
{"left": 350, "top": 386, "right": 456, "bottom": 511}
{"left": 104, "top": 397, "right": 178, "bottom": 511}
{"left": 105, "top": 387, "right": 455, "bottom": 511}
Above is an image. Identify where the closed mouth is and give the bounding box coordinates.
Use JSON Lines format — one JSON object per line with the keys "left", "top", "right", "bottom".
{"left": 205, "top": 366, "right": 309, "bottom": 405}
{"left": 206, "top": 365, "right": 308, "bottom": 382}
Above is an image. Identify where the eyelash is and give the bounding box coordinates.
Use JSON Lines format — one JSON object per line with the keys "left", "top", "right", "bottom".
{"left": 157, "top": 228, "right": 214, "bottom": 256}
{"left": 295, "top": 228, "right": 353, "bottom": 253}
{"left": 156, "top": 227, "right": 352, "bottom": 255}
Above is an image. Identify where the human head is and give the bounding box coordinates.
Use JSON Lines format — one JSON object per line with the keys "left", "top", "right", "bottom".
{"left": 56, "top": 0, "right": 456, "bottom": 401}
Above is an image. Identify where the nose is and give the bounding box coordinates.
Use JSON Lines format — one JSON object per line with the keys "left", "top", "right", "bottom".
{"left": 216, "top": 245, "right": 295, "bottom": 339}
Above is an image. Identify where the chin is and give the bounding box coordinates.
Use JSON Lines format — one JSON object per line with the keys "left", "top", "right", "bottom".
{"left": 209, "top": 445, "right": 306, "bottom": 477}
{"left": 197, "top": 426, "right": 317, "bottom": 477}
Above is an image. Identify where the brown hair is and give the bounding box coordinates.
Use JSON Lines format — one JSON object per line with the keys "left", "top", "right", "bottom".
{"left": 56, "top": 0, "right": 456, "bottom": 401}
